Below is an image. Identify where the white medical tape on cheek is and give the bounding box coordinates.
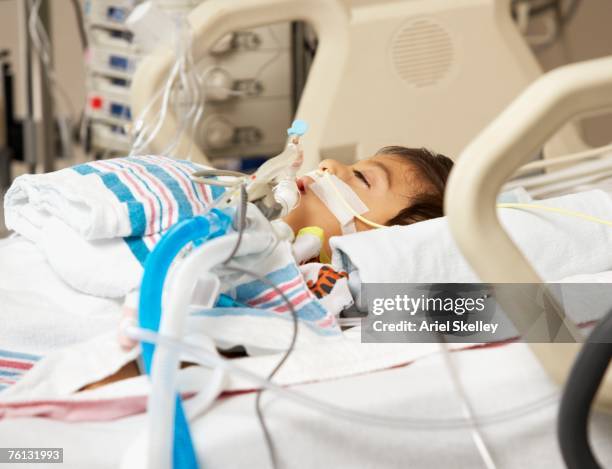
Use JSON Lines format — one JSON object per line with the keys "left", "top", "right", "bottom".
{"left": 307, "top": 172, "right": 369, "bottom": 234}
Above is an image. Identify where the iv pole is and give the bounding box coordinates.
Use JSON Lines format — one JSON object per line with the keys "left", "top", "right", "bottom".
{"left": 18, "top": 0, "right": 55, "bottom": 174}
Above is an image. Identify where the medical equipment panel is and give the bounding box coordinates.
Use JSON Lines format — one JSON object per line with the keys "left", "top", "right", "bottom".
{"left": 82, "top": 0, "right": 294, "bottom": 163}
{"left": 83, "top": 0, "right": 137, "bottom": 29}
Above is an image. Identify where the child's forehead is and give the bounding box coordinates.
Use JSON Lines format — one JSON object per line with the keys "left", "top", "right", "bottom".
{"left": 356, "top": 155, "right": 418, "bottom": 199}
{"left": 364, "top": 154, "right": 417, "bottom": 180}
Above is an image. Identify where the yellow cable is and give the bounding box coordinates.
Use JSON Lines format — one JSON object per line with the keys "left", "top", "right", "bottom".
{"left": 318, "top": 172, "right": 612, "bottom": 231}
{"left": 497, "top": 203, "right": 612, "bottom": 227}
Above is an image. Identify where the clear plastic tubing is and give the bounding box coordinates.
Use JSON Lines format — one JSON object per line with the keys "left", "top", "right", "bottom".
{"left": 129, "top": 327, "right": 560, "bottom": 432}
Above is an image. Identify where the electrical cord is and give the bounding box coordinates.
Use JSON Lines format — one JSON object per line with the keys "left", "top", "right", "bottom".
{"left": 497, "top": 203, "right": 612, "bottom": 227}
{"left": 558, "top": 310, "right": 612, "bottom": 469}
{"left": 212, "top": 183, "right": 299, "bottom": 469}
{"left": 222, "top": 183, "right": 248, "bottom": 264}
{"left": 439, "top": 339, "right": 497, "bottom": 469}
{"left": 68, "top": 0, "right": 88, "bottom": 50}
{"left": 221, "top": 262, "right": 299, "bottom": 469}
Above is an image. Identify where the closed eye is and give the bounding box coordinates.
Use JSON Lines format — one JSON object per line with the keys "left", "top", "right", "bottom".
{"left": 353, "top": 169, "right": 371, "bottom": 188}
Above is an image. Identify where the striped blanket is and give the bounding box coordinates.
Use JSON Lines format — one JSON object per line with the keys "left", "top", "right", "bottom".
{"left": 4, "top": 155, "right": 224, "bottom": 297}
{"left": 1, "top": 156, "right": 343, "bottom": 395}
{"left": 71, "top": 155, "right": 225, "bottom": 265}
{"left": 0, "top": 350, "right": 41, "bottom": 393}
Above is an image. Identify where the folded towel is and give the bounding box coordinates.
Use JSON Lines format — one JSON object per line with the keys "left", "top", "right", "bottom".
{"left": 4, "top": 155, "right": 216, "bottom": 241}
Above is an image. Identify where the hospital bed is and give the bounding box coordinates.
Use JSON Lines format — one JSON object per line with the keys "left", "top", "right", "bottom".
{"left": 2, "top": 15, "right": 612, "bottom": 469}
{"left": 1, "top": 61, "right": 612, "bottom": 469}
{"left": 446, "top": 54, "right": 612, "bottom": 412}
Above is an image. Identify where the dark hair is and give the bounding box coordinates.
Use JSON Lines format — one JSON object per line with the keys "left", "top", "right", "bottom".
{"left": 376, "top": 146, "right": 454, "bottom": 226}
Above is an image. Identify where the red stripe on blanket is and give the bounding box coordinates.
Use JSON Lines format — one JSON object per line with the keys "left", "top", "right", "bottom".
{"left": 0, "top": 393, "right": 195, "bottom": 422}
{"left": 0, "top": 360, "right": 33, "bottom": 371}
{"left": 248, "top": 276, "right": 303, "bottom": 306}
{"left": 0, "top": 319, "right": 598, "bottom": 422}
{"left": 273, "top": 290, "right": 312, "bottom": 313}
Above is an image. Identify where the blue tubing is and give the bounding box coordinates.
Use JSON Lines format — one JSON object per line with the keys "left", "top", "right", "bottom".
{"left": 138, "top": 210, "right": 232, "bottom": 469}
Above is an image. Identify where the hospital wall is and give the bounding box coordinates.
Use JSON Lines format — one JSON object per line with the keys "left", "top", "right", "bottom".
{"left": 0, "top": 0, "right": 611, "bottom": 146}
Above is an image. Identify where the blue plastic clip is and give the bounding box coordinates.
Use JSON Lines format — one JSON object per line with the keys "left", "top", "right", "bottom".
{"left": 287, "top": 119, "right": 308, "bottom": 137}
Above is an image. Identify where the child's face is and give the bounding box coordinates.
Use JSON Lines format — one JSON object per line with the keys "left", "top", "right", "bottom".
{"left": 283, "top": 154, "right": 418, "bottom": 249}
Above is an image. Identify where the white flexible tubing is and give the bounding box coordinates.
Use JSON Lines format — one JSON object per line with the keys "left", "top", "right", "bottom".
{"left": 127, "top": 327, "right": 559, "bottom": 431}
{"left": 439, "top": 341, "right": 497, "bottom": 469}
{"left": 146, "top": 231, "right": 275, "bottom": 469}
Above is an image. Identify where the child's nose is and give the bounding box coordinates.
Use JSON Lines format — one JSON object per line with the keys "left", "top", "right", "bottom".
{"left": 319, "top": 159, "right": 349, "bottom": 179}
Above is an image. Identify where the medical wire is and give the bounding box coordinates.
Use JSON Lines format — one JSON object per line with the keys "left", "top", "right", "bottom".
{"left": 164, "top": 174, "right": 573, "bottom": 465}
{"left": 497, "top": 203, "right": 612, "bottom": 227}
{"left": 252, "top": 27, "right": 284, "bottom": 84}
{"left": 162, "top": 18, "right": 202, "bottom": 158}
{"left": 439, "top": 339, "right": 497, "bottom": 469}
{"left": 222, "top": 183, "right": 248, "bottom": 264}
{"left": 322, "top": 169, "right": 612, "bottom": 232}
{"left": 220, "top": 262, "right": 299, "bottom": 469}
{"left": 219, "top": 203, "right": 299, "bottom": 469}
{"left": 130, "top": 59, "right": 181, "bottom": 155}
{"left": 127, "top": 326, "right": 559, "bottom": 431}
{"left": 183, "top": 41, "right": 206, "bottom": 161}
{"left": 130, "top": 14, "right": 199, "bottom": 157}
{"left": 208, "top": 181, "right": 298, "bottom": 469}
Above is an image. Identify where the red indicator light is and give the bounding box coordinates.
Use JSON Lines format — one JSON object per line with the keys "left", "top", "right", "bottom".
{"left": 90, "top": 96, "right": 103, "bottom": 110}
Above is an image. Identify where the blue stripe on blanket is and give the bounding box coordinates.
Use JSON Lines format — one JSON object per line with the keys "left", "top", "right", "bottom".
{"left": 169, "top": 161, "right": 208, "bottom": 208}
{"left": 0, "top": 349, "right": 42, "bottom": 392}
{"left": 105, "top": 159, "right": 166, "bottom": 235}
{"left": 124, "top": 237, "right": 151, "bottom": 265}
{"left": 0, "top": 349, "right": 42, "bottom": 361}
{"left": 72, "top": 158, "right": 226, "bottom": 267}
{"left": 130, "top": 158, "right": 193, "bottom": 220}
{"left": 233, "top": 263, "right": 329, "bottom": 322}
{"left": 191, "top": 307, "right": 340, "bottom": 336}
{"left": 72, "top": 164, "right": 146, "bottom": 237}
{"left": 235, "top": 263, "right": 301, "bottom": 300}
{"left": 73, "top": 163, "right": 151, "bottom": 265}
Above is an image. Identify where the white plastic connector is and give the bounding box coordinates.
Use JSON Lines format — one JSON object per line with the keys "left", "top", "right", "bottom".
{"left": 273, "top": 177, "right": 300, "bottom": 217}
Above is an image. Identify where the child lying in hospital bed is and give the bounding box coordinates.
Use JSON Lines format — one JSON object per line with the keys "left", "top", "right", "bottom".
{"left": 82, "top": 146, "right": 455, "bottom": 389}
{"left": 284, "top": 146, "right": 454, "bottom": 260}
{"left": 4, "top": 142, "right": 612, "bottom": 414}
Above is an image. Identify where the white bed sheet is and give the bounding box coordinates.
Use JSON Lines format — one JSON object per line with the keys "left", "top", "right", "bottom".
{"left": 1, "top": 342, "right": 611, "bottom": 469}
{"left": 1, "top": 236, "right": 612, "bottom": 468}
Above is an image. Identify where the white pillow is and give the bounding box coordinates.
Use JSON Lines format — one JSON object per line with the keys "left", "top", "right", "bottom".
{"left": 330, "top": 190, "right": 612, "bottom": 284}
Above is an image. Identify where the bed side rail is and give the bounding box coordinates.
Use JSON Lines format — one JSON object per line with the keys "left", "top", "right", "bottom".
{"left": 445, "top": 56, "right": 612, "bottom": 411}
